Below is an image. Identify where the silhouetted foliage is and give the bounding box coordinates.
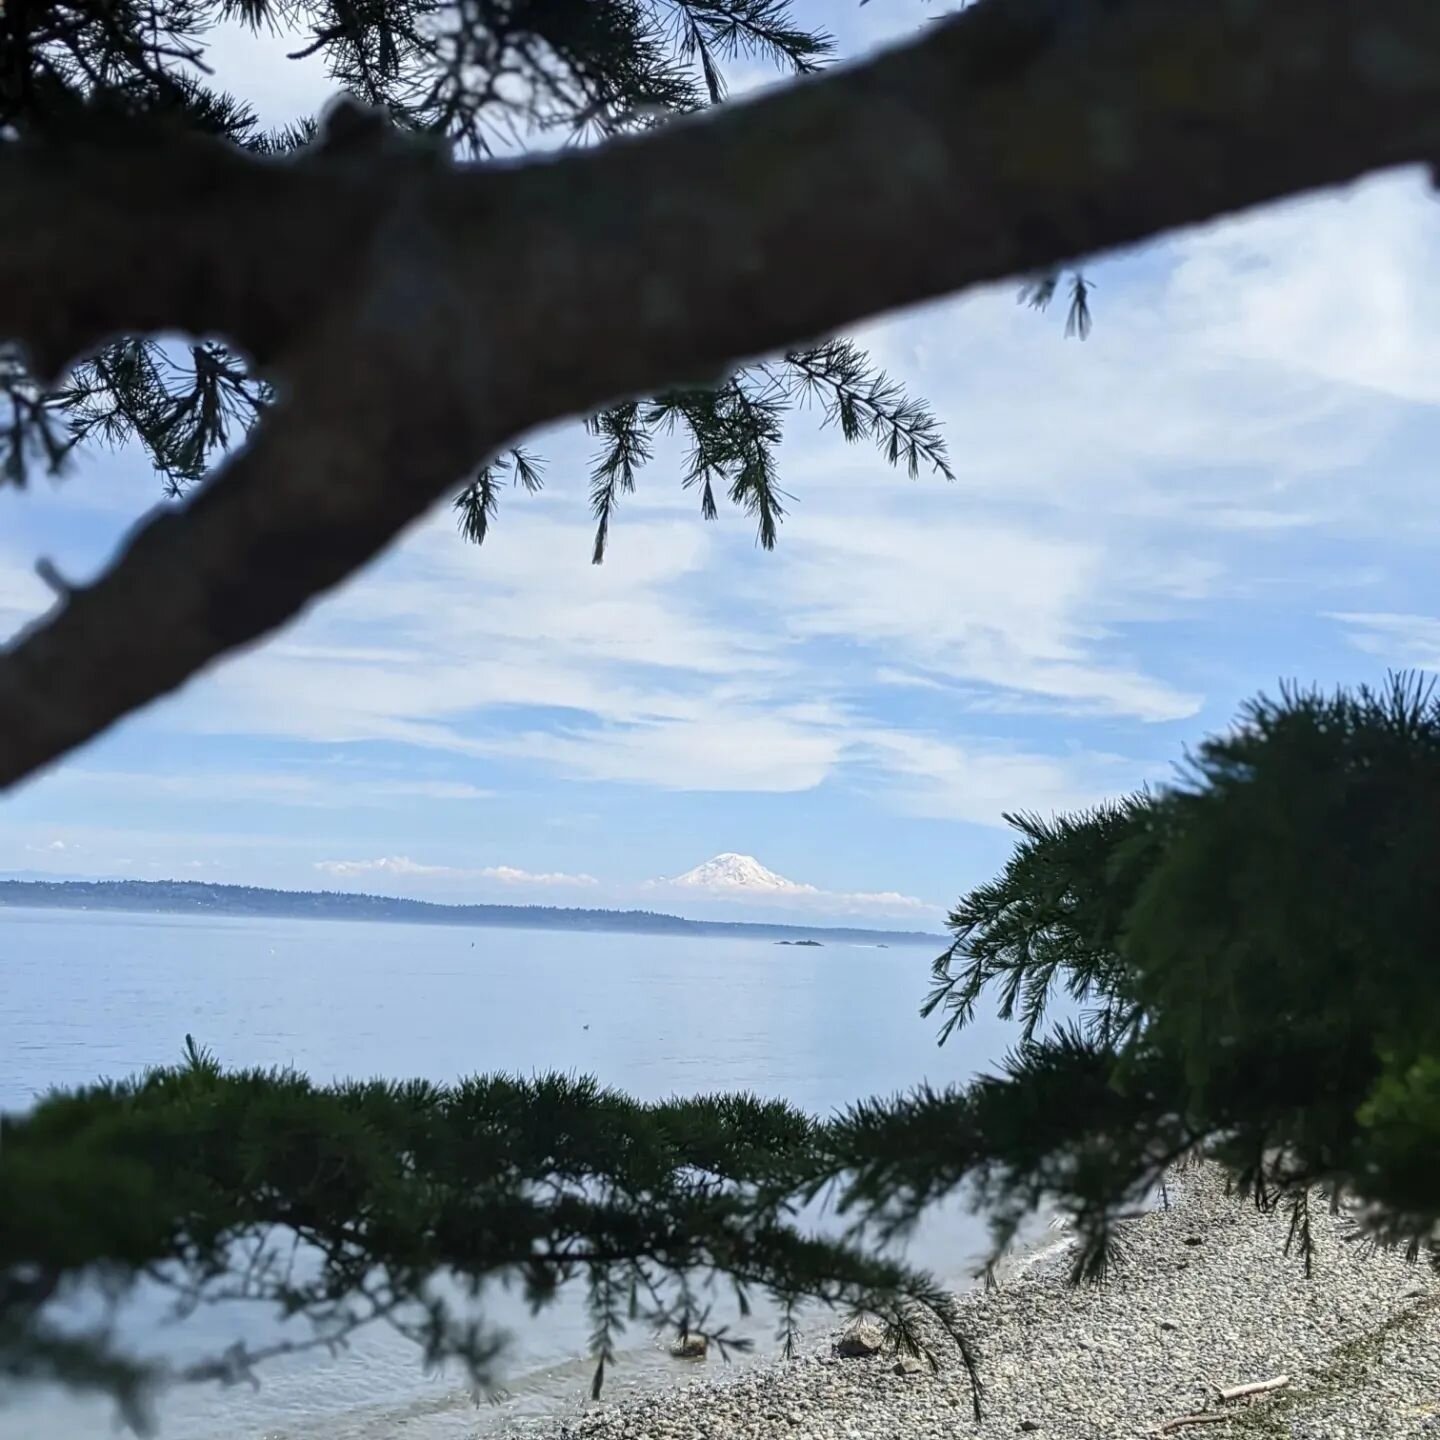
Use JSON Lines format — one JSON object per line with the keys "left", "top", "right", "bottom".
{"left": 1, "top": 1051, "right": 970, "bottom": 1429}
{"left": 894, "top": 673, "right": 1440, "bottom": 1279}
{"left": 0, "top": 0, "right": 965, "bottom": 559}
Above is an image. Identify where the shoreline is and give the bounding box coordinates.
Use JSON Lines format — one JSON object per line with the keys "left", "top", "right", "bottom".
{"left": 512, "top": 1166, "right": 1440, "bottom": 1438}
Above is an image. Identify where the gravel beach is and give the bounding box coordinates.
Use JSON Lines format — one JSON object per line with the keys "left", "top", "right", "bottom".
{"left": 524, "top": 1166, "right": 1440, "bottom": 1439}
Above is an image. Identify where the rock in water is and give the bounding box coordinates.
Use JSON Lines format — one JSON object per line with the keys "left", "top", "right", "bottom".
{"left": 669, "top": 1334, "right": 708, "bottom": 1360}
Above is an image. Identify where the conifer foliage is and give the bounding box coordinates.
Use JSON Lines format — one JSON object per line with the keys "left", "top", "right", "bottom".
{"left": 0, "top": 0, "right": 954, "bottom": 558}
{"left": 0, "top": 1045, "right": 969, "bottom": 1428}
{"left": 896, "top": 673, "right": 1440, "bottom": 1276}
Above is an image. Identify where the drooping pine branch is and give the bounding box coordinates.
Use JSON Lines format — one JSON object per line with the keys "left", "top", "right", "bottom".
{"left": 1017, "top": 269, "right": 1094, "bottom": 339}
{"left": 588, "top": 402, "right": 653, "bottom": 563}
{"left": 1, "top": 1054, "right": 973, "bottom": 1427}
{"left": 780, "top": 339, "right": 954, "bottom": 480}
{"left": 723, "top": 372, "right": 788, "bottom": 549}
{"left": 664, "top": 0, "right": 833, "bottom": 102}
{"left": 0, "top": 349, "right": 68, "bottom": 487}
{"left": 452, "top": 446, "right": 545, "bottom": 544}
{"left": 55, "top": 340, "right": 271, "bottom": 495}
{"left": 923, "top": 798, "right": 1154, "bottom": 1047}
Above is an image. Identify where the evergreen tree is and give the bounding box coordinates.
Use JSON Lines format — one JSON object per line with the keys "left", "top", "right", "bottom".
{"left": 853, "top": 673, "right": 1440, "bottom": 1278}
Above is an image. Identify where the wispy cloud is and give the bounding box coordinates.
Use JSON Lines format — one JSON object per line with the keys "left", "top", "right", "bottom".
{"left": 1169, "top": 171, "right": 1440, "bottom": 409}
{"left": 137, "top": 498, "right": 1193, "bottom": 808}
{"left": 777, "top": 513, "right": 1201, "bottom": 723}
{"left": 478, "top": 710, "right": 849, "bottom": 792}
{"left": 58, "top": 770, "right": 493, "bottom": 807}
{"left": 313, "top": 856, "right": 598, "bottom": 886}
{"left": 1329, "top": 612, "right": 1440, "bottom": 669}
{"left": 856, "top": 730, "right": 1150, "bottom": 826}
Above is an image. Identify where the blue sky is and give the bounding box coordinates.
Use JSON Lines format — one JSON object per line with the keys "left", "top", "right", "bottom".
{"left": 4, "top": 4, "right": 1440, "bottom": 925}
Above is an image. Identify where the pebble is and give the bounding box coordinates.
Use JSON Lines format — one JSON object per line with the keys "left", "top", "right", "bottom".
{"left": 518, "top": 1166, "right": 1440, "bottom": 1440}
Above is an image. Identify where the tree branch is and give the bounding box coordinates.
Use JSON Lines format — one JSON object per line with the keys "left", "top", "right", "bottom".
{"left": 0, "top": 128, "right": 388, "bottom": 384}
{"left": 5, "top": 0, "right": 1440, "bottom": 785}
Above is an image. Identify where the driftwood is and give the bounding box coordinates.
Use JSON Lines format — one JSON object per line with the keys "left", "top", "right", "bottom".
{"left": 1151, "top": 1374, "right": 1292, "bottom": 1433}
{"left": 1150, "top": 1413, "right": 1227, "bottom": 1435}
{"left": 1217, "top": 1374, "right": 1290, "bottom": 1403}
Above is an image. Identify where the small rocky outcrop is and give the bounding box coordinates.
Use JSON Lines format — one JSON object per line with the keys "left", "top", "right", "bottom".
{"left": 833, "top": 1322, "right": 885, "bottom": 1358}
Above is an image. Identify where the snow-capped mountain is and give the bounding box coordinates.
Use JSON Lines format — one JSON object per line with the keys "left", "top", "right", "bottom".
{"left": 666, "top": 853, "right": 817, "bottom": 894}
{"left": 651, "top": 853, "right": 931, "bottom": 921}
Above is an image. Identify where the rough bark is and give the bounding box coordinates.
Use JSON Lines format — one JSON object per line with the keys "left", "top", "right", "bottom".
{"left": 4, "top": 0, "right": 1440, "bottom": 786}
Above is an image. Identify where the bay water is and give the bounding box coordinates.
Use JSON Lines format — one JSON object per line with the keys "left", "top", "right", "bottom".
{"left": 0, "top": 907, "right": 1029, "bottom": 1439}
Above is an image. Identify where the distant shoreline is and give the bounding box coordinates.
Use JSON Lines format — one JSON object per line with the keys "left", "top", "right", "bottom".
{"left": 0, "top": 879, "right": 942, "bottom": 946}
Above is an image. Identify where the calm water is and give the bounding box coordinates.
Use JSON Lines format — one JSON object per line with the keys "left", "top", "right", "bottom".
{"left": 0, "top": 908, "right": 1027, "bottom": 1439}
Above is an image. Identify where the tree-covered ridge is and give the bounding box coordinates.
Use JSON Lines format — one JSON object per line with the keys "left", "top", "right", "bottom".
{"left": 0, "top": 878, "right": 940, "bottom": 944}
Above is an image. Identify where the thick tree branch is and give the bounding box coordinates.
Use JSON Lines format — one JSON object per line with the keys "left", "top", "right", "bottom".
{"left": 4, "top": 0, "right": 1440, "bottom": 785}
{"left": 0, "top": 130, "right": 392, "bottom": 384}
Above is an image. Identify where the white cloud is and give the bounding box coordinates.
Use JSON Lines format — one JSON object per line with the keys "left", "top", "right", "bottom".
{"left": 857, "top": 730, "right": 1151, "bottom": 827}
{"left": 316, "top": 856, "right": 456, "bottom": 878}
{"left": 176, "top": 514, "right": 782, "bottom": 756}
{"left": 778, "top": 513, "right": 1201, "bottom": 723}
{"left": 481, "top": 710, "right": 848, "bottom": 792}
{"left": 57, "top": 770, "right": 493, "bottom": 807}
{"left": 1329, "top": 612, "right": 1440, "bottom": 669}
{"left": 313, "top": 856, "right": 598, "bottom": 886}
{"left": 482, "top": 865, "right": 598, "bottom": 886}
{"left": 1169, "top": 170, "right": 1440, "bottom": 408}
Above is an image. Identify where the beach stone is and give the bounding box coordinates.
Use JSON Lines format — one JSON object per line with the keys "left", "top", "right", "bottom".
{"left": 834, "top": 1323, "right": 884, "bottom": 1358}
{"left": 515, "top": 1164, "right": 1440, "bottom": 1440}
{"left": 670, "top": 1335, "right": 708, "bottom": 1359}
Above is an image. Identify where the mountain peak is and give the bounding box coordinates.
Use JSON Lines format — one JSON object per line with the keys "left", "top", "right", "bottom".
{"left": 669, "top": 853, "right": 816, "bottom": 893}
